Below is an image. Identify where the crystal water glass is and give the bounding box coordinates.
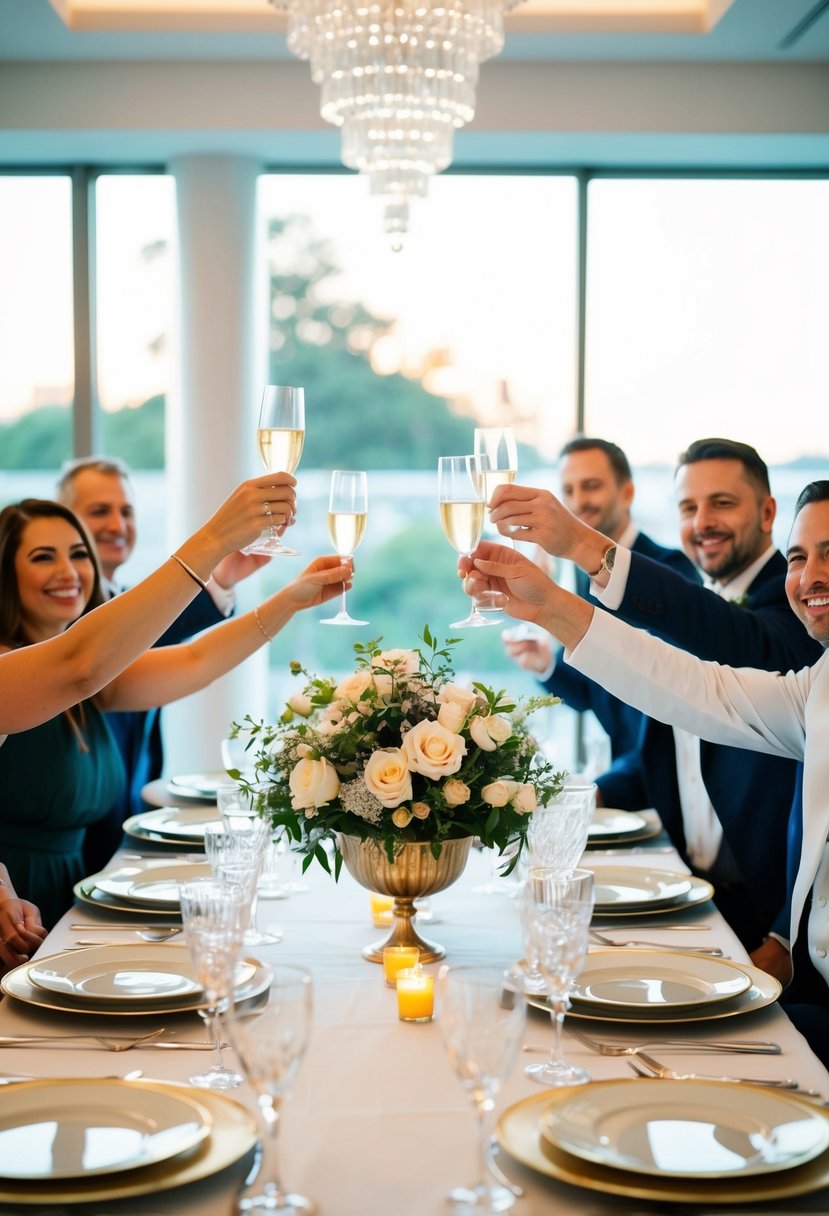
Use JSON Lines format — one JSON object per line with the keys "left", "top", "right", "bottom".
{"left": 226, "top": 965, "right": 316, "bottom": 1214}
{"left": 438, "top": 965, "right": 526, "bottom": 1213}
{"left": 527, "top": 782, "right": 597, "bottom": 870}
{"left": 523, "top": 867, "right": 595, "bottom": 1087}
{"left": 206, "top": 815, "right": 283, "bottom": 946}
{"left": 179, "top": 877, "right": 247, "bottom": 1090}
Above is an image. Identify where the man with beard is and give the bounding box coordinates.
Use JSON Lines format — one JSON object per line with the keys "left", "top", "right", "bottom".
{"left": 504, "top": 436, "right": 698, "bottom": 764}
{"left": 488, "top": 439, "right": 823, "bottom": 950}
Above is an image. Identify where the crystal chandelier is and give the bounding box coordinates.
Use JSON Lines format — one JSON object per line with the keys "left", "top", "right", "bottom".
{"left": 270, "top": 2, "right": 523, "bottom": 248}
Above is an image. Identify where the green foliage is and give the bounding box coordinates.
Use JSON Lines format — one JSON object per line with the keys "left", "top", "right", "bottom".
{"left": 0, "top": 405, "right": 72, "bottom": 470}
{"left": 101, "top": 394, "right": 165, "bottom": 468}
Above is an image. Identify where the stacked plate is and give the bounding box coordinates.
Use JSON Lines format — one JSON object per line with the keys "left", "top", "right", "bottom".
{"left": 165, "top": 771, "right": 226, "bottom": 802}
{"left": 497, "top": 1078, "right": 829, "bottom": 1205}
{"left": 586, "top": 809, "right": 662, "bottom": 848}
{"left": 123, "top": 805, "right": 220, "bottom": 847}
{"left": 0, "top": 1077, "right": 257, "bottom": 1206}
{"left": 1, "top": 942, "right": 271, "bottom": 1018}
{"left": 75, "top": 858, "right": 212, "bottom": 917}
{"left": 588, "top": 865, "right": 714, "bottom": 917}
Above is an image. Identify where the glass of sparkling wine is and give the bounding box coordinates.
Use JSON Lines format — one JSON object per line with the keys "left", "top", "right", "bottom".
{"left": 438, "top": 455, "right": 503, "bottom": 629}
{"left": 320, "top": 469, "right": 368, "bottom": 627}
{"left": 474, "top": 424, "right": 518, "bottom": 558}
{"left": 244, "top": 384, "right": 305, "bottom": 557}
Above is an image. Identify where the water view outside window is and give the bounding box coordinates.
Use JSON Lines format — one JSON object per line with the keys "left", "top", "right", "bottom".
{"left": 0, "top": 176, "right": 73, "bottom": 496}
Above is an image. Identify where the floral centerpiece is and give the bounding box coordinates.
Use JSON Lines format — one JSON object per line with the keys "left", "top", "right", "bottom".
{"left": 233, "top": 628, "right": 564, "bottom": 881}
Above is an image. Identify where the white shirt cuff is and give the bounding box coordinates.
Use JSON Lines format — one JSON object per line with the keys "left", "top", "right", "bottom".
{"left": 589, "top": 544, "right": 632, "bottom": 611}
{"left": 205, "top": 577, "right": 235, "bottom": 618}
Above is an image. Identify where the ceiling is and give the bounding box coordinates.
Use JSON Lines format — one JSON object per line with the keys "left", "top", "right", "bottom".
{"left": 0, "top": 0, "right": 827, "bottom": 168}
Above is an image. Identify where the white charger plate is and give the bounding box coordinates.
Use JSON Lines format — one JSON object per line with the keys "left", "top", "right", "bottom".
{"left": 95, "top": 861, "right": 213, "bottom": 910}
{"left": 28, "top": 943, "right": 205, "bottom": 1003}
{"left": 2, "top": 950, "right": 269, "bottom": 1017}
{"left": 588, "top": 866, "right": 693, "bottom": 911}
{"left": 571, "top": 950, "right": 752, "bottom": 1012}
{"left": 0, "top": 1079, "right": 257, "bottom": 1206}
{"left": 540, "top": 1078, "right": 829, "bottom": 1179}
{"left": 0, "top": 1079, "right": 211, "bottom": 1181}
{"left": 593, "top": 872, "right": 714, "bottom": 918}
{"left": 587, "top": 810, "right": 649, "bottom": 840}
{"left": 167, "top": 772, "right": 226, "bottom": 801}
{"left": 123, "top": 806, "right": 220, "bottom": 844}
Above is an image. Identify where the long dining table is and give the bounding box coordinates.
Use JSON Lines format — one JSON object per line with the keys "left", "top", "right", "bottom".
{"left": 1, "top": 820, "right": 829, "bottom": 1215}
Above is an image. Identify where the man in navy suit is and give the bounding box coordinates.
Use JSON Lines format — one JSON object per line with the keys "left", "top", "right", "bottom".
{"left": 57, "top": 457, "right": 269, "bottom": 869}
{"left": 491, "top": 439, "right": 823, "bottom": 949}
{"left": 504, "top": 436, "right": 699, "bottom": 766}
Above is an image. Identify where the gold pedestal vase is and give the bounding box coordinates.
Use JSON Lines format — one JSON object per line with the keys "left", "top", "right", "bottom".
{"left": 337, "top": 834, "right": 473, "bottom": 963}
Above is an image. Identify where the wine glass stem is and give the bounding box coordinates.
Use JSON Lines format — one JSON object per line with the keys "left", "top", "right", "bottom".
{"left": 209, "top": 1003, "right": 227, "bottom": 1070}
{"left": 259, "top": 1097, "right": 287, "bottom": 1208}
{"left": 474, "top": 1094, "right": 497, "bottom": 1195}
{"left": 548, "top": 997, "right": 566, "bottom": 1067}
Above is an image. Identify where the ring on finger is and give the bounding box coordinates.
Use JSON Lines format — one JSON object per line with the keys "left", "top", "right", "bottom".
{"left": 264, "top": 501, "right": 272, "bottom": 518}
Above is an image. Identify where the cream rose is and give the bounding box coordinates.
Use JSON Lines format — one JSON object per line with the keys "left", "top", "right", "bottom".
{"left": 401, "top": 718, "right": 466, "bottom": 780}
{"left": 437, "top": 701, "right": 466, "bottom": 733}
{"left": 436, "top": 682, "right": 478, "bottom": 716}
{"left": 334, "top": 671, "right": 374, "bottom": 704}
{"left": 482, "top": 778, "right": 520, "bottom": 808}
{"left": 289, "top": 756, "right": 341, "bottom": 811}
{"left": 376, "top": 648, "right": 420, "bottom": 675}
{"left": 372, "top": 673, "right": 395, "bottom": 703}
{"left": 411, "top": 801, "right": 431, "bottom": 820}
{"left": 287, "top": 692, "right": 313, "bottom": 718}
{"left": 469, "top": 714, "right": 512, "bottom": 752}
{"left": 363, "top": 748, "right": 413, "bottom": 808}
{"left": 443, "top": 778, "right": 471, "bottom": 808}
{"left": 392, "top": 806, "right": 413, "bottom": 828}
{"left": 512, "top": 783, "right": 537, "bottom": 814}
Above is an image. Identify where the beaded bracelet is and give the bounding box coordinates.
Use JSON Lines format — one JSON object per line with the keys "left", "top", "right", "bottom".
{"left": 253, "top": 605, "right": 272, "bottom": 642}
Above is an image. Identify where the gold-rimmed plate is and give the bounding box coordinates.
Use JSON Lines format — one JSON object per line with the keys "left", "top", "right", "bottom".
{"left": 539, "top": 1078, "right": 829, "bottom": 1179}
{"left": 589, "top": 866, "right": 693, "bottom": 912}
{"left": 496, "top": 1080, "right": 829, "bottom": 1205}
{"left": 592, "top": 872, "right": 714, "bottom": 918}
{"left": 2, "top": 950, "right": 270, "bottom": 1018}
{"left": 586, "top": 809, "right": 662, "bottom": 847}
{"left": 94, "top": 861, "right": 212, "bottom": 910}
{"left": 167, "top": 772, "right": 226, "bottom": 802}
{"left": 570, "top": 950, "right": 751, "bottom": 1012}
{"left": 529, "top": 961, "right": 780, "bottom": 1025}
{"left": 123, "top": 806, "right": 220, "bottom": 845}
{"left": 0, "top": 1079, "right": 257, "bottom": 1206}
{"left": 0, "top": 1079, "right": 212, "bottom": 1181}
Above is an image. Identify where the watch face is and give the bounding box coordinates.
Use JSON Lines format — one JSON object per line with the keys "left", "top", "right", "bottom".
{"left": 605, "top": 546, "right": 616, "bottom": 571}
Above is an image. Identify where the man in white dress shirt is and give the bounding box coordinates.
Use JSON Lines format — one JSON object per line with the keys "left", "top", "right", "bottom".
{"left": 461, "top": 480, "right": 829, "bottom": 1064}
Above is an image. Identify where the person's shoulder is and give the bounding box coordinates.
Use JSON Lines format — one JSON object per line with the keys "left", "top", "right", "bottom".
{"left": 633, "top": 533, "right": 699, "bottom": 581}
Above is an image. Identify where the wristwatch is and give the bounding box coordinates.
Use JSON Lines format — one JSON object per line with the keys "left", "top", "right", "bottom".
{"left": 588, "top": 544, "right": 616, "bottom": 580}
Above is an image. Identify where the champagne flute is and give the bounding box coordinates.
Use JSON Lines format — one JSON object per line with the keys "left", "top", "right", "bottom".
{"left": 320, "top": 469, "right": 368, "bottom": 626}
{"left": 438, "top": 965, "right": 526, "bottom": 1213}
{"left": 226, "top": 965, "right": 316, "bottom": 1214}
{"left": 523, "top": 867, "right": 595, "bottom": 1087}
{"left": 438, "top": 455, "right": 503, "bottom": 629}
{"left": 474, "top": 425, "right": 518, "bottom": 556}
{"left": 244, "top": 385, "right": 305, "bottom": 557}
{"left": 179, "top": 877, "right": 246, "bottom": 1090}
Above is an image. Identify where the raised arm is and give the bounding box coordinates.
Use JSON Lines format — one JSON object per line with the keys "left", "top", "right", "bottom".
{"left": 0, "top": 474, "right": 294, "bottom": 734}
{"left": 98, "top": 555, "right": 352, "bottom": 711}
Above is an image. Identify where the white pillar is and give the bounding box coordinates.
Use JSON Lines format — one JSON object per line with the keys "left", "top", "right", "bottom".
{"left": 163, "top": 154, "right": 269, "bottom": 773}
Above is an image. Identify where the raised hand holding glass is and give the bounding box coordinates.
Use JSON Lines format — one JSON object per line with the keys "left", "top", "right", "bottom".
{"left": 320, "top": 469, "right": 368, "bottom": 626}
{"left": 244, "top": 385, "right": 305, "bottom": 557}
{"left": 438, "top": 455, "right": 502, "bottom": 629}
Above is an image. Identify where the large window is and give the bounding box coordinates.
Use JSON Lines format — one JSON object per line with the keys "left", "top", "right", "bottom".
{"left": 0, "top": 175, "right": 74, "bottom": 501}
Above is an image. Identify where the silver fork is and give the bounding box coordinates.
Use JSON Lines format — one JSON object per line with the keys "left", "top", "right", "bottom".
{"left": 564, "top": 1025, "right": 781, "bottom": 1055}
{"left": 0, "top": 1028, "right": 165, "bottom": 1051}
{"left": 629, "top": 1051, "right": 800, "bottom": 1088}
{"left": 589, "top": 928, "right": 723, "bottom": 955}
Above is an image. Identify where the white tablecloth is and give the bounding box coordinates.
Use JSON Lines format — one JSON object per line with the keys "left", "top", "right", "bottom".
{"left": 2, "top": 844, "right": 828, "bottom": 1215}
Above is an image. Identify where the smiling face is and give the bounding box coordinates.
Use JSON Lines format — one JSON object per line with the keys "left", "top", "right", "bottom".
{"left": 14, "top": 516, "right": 96, "bottom": 642}
{"left": 559, "top": 448, "right": 634, "bottom": 541}
{"left": 675, "top": 458, "right": 775, "bottom": 584}
{"left": 64, "top": 469, "right": 136, "bottom": 582}
{"left": 786, "top": 500, "right": 829, "bottom": 648}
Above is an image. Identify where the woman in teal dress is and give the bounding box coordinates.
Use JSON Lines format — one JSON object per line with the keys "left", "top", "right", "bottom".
{"left": 0, "top": 497, "right": 350, "bottom": 927}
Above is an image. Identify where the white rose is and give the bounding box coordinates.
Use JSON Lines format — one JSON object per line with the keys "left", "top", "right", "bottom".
{"left": 512, "top": 783, "right": 537, "bottom": 814}
{"left": 482, "top": 778, "right": 520, "bottom": 808}
{"left": 372, "top": 673, "right": 395, "bottom": 703}
{"left": 392, "top": 806, "right": 413, "bottom": 828}
{"left": 401, "top": 718, "right": 466, "bottom": 780}
{"left": 436, "top": 682, "right": 478, "bottom": 715}
{"left": 296, "top": 742, "right": 313, "bottom": 759}
{"left": 469, "top": 714, "right": 512, "bottom": 752}
{"left": 443, "top": 778, "right": 471, "bottom": 808}
{"left": 376, "top": 648, "right": 420, "bottom": 675}
{"left": 437, "top": 701, "right": 466, "bottom": 733}
{"left": 363, "top": 748, "right": 413, "bottom": 808}
{"left": 334, "top": 671, "right": 374, "bottom": 704}
{"left": 287, "top": 692, "right": 313, "bottom": 718}
{"left": 289, "top": 757, "right": 341, "bottom": 811}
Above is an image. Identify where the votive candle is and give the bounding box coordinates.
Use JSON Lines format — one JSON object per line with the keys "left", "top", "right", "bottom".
{"left": 382, "top": 945, "right": 419, "bottom": 988}
{"left": 396, "top": 965, "right": 434, "bottom": 1022}
{"left": 370, "top": 894, "right": 394, "bottom": 927}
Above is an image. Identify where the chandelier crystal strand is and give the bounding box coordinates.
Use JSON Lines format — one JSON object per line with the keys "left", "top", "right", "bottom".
{"left": 271, "top": 1, "right": 524, "bottom": 248}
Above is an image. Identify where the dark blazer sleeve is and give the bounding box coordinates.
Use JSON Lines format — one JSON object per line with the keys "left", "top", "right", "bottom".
{"left": 154, "top": 588, "right": 227, "bottom": 648}
{"left": 617, "top": 550, "right": 823, "bottom": 671}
